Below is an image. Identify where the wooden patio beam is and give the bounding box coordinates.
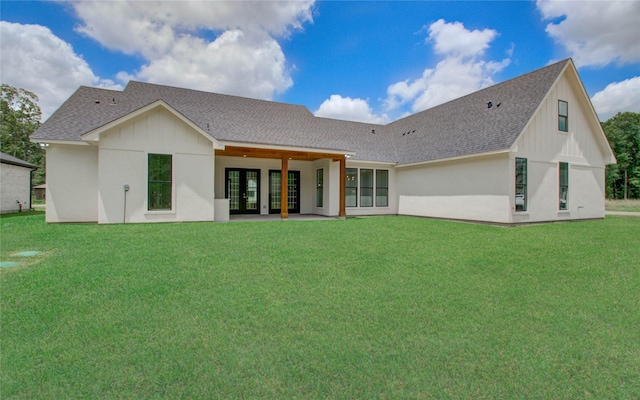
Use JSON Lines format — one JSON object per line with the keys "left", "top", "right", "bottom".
{"left": 216, "top": 146, "right": 346, "bottom": 161}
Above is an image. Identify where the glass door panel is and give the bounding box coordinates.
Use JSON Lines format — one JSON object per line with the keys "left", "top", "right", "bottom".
{"left": 288, "top": 172, "right": 298, "bottom": 211}
{"left": 226, "top": 168, "right": 260, "bottom": 214}
{"left": 245, "top": 171, "right": 258, "bottom": 211}
{"left": 227, "top": 170, "right": 240, "bottom": 211}
{"left": 269, "top": 170, "right": 300, "bottom": 214}
{"left": 270, "top": 171, "right": 281, "bottom": 212}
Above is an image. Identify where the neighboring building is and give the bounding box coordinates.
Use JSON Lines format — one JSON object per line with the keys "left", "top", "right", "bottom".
{"left": 0, "top": 152, "right": 38, "bottom": 213}
{"left": 33, "top": 184, "right": 46, "bottom": 201}
{"left": 31, "top": 59, "right": 616, "bottom": 224}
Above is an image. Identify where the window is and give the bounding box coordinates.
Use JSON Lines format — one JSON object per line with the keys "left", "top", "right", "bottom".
{"left": 346, "top": 168, "right": 358, "bottom": 207}
{"left": 376, "top": 169, "right": 389, "bottom": 207}
{"left": 558, "top": 100, "right": 568, "bottom": 132}
{"left": 360, "top": 169, "right": 373, "bottom": 207}
{"left": 559, "top": 162, "right": 568, "bottom": 210}
{"left": 148, "top": 154, "right": 172, "bottom": 210}
{"left": 515, "top": 158, "right": 527, "bottom": 212}
{"left": 316, "top": 168, "right": 323, "bottom": 207}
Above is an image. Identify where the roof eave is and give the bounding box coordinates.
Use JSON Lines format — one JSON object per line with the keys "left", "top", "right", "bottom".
{"left": 396, "top": 149, "right": 510, "bottom": 168}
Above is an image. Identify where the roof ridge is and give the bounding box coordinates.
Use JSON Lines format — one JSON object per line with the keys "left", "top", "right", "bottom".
{"left": 125, "top": 80, "right": 313, "bottom": 113}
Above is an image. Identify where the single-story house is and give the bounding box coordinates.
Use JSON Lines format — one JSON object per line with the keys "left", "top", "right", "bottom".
{"left": 0, "top": 151, "right": 38, "bottom": 213}
{"left": 30, "top": 58, "right": 615, "bottom": 224}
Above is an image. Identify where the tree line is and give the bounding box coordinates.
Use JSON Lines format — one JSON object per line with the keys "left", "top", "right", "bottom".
{"left": 1, "top": 84, "right": 45, "bottom": 185}
{"left": 603, "top": 112, "right": 640, "bottom": 199}
{"left": 1, "top": 83, "right": 638, "bottom": 198}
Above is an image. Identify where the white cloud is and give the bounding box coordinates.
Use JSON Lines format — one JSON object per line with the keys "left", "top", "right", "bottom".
{"left": 70, "top": 0, "right": 314, "bottom": 100}
{"left": 591, "top": 77, "right": 640, "bottom": 121}
{"left": 136, "top": 30, "right": 292, "bottom": 99}
{"left": 73, "top": 0, "right": 314, "bottom": 58}
{"left": 0, "top": 21, "right": 121, "bottom": 121}
{"left": 428, "top": 19, "right": 497, "bottom": 58}
{"left": 314, "top": 95, "right": 389, "bottom": 124}
{"left": 537, "top": 0, "right": 640, "bottom": 67}
{"left": 385, "top": 20, "right": 509, "bottom": 113}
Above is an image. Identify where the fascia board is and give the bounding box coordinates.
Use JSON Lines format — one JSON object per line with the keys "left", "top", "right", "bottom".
{"left": 30, "top": 138, "right": 91, "bottom": 146}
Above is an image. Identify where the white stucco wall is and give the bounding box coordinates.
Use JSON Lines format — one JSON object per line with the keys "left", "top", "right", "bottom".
{"left": 397, "top": 154, "right": 512, "bottom": 223}
{"left": 0, "top": 163, "right": 33, "bottom": 213}
{"left": 46, "top": 144, "right": 99, "bottom": 222}
{"left": 97, "top": 107, "right": 215, "bottom": 223}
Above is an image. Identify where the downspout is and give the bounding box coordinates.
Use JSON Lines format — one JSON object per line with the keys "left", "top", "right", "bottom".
{"left": 29, "top": 169, "right": 33, "bottom": 211}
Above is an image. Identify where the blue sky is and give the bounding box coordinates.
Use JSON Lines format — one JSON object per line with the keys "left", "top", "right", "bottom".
{"left": 1, "top": 1, "right": 639, "bottom": 123}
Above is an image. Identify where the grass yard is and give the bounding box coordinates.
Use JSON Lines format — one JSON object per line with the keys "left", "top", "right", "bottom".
{"left": 605, "top": 198, "right": 640, "bottom": 212}
{"left": 1, "top": 215, "right": 639, "bottom": 398}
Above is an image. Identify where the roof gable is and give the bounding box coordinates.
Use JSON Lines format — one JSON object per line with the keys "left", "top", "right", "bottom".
{"left": 81, "top": 99, "right": 223, "bottom": 149}
{"left": 510, "top": 60, "right": 616, "bottom": 165}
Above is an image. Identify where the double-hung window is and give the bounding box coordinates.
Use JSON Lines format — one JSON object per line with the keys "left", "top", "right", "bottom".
{"left": 559, "top": 162, "right": 568, "bottom": 210}
{"left": 360, "top": 169, "right": 374, "bottom": 207}
{"left": 346, "top": 168, "right": 358, "bottom": 207}
{"left": 376, "top": 170, "right": 389, "bottom": 207}
{"left": 558, "top": 100, "right": 568, "bottom": 132}
{"left": 148, "top": 154, "right": 172, "bottom": 210}
{"left": 515, "top": 158, "right": 527, "bottom": 212}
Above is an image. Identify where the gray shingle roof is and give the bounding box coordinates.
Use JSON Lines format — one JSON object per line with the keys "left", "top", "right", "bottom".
{"left": 0, "top": 151, "right": 38, "bottom": 169}
{"left": 389, "top": 59, "right": 568, "bottom": 165}
{"left": 32, "top": 59, "right": 571, "bottom": 165}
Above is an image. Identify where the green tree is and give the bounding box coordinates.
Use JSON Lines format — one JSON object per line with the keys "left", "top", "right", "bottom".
{"left": 603, "top": 112, "right": 640, "bottom": 199}
{"left": 0, "top": 84, "right": 45, "bottom": 184}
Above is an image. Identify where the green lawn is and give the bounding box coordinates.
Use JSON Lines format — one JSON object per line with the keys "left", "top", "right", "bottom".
{"left": 1, "top": 215, "right": 639, "bottom": 398}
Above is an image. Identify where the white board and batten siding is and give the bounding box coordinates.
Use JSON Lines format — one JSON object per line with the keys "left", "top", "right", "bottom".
{"left": 511, "top": 69, "right": 610, "bottom": 222}
{"left": 97, "top": 107, "right": 215, "bottom": 223}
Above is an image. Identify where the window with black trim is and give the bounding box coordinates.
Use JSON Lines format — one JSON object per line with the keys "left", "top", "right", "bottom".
{"left": 559, "top": 162, "right": 568, "bottom": 210}
{"left": 346, "top": 168, "right": 358, "bottom": 207}
{"left": 316, "top": 168, "right": 323, "bottom": 207}
{"left": 376, "top": 169, "right": 389, "bottom": 207}
{"left": 515, "top": 158, "right": 527, "bottom": 212}
{"left": 558, "top": 100, "right": 568, "bottom": 132}
{"left": 360, "top": 169, "right": 373, "bottom": 207}
{"left": 148, "top": 154, "right": 172, "bottom": 210}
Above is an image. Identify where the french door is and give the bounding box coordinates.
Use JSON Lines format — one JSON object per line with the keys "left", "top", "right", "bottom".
{"left": 269, "top": 170, "right": 300, "bottom": 214}
{"left": 225, "top": 168, "right": 260, "bottom": 214}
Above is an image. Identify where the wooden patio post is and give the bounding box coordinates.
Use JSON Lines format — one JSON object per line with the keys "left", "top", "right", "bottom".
{"left": 281, "top": 155, "right": 289, "bottom": 219}
{"left": 339, "top": 156, "right": 346, "bottom": 218}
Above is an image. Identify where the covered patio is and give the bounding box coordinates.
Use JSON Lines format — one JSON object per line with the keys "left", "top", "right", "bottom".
{"left": 215, "top": 145, "right": 350, "bottom": 219}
